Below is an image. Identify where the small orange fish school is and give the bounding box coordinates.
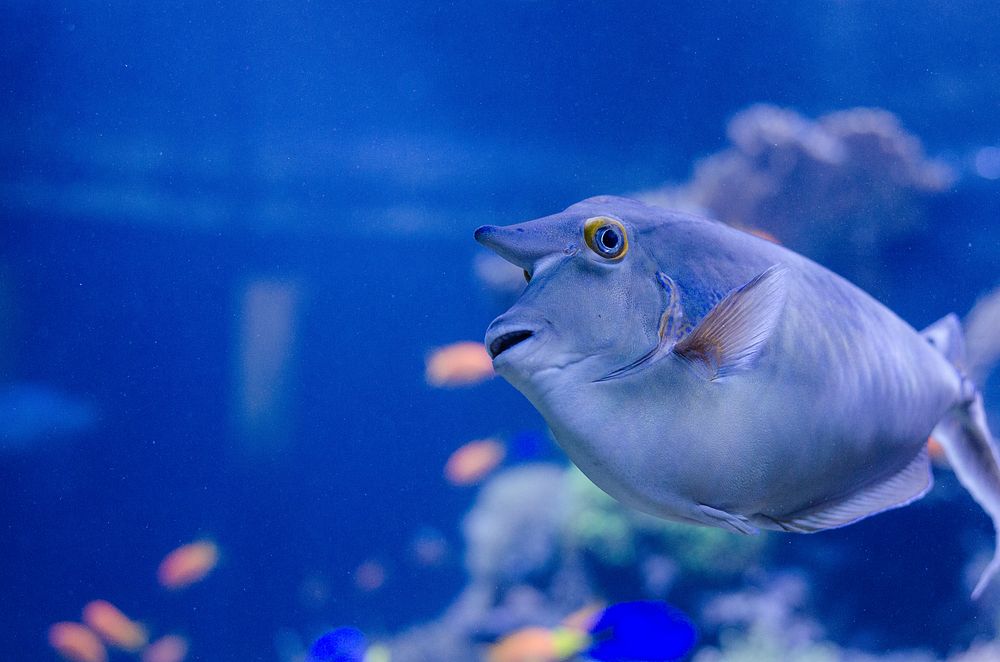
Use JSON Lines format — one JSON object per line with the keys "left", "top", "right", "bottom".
{"left": 48, "top": 540, "right": 216, "bottom": 662}
{"left": 425, "top": 341, "right": 495, "bottom": 388}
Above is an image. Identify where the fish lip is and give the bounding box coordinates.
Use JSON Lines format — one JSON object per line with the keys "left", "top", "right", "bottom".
{"left": 485, "top": 316, "right": 548, "bottom": 362}
{"left": 487, "top": 329, "right": 535, "bottom": 359}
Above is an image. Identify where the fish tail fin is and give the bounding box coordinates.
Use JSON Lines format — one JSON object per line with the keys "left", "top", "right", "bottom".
{"left": 923, "top": 314, "right": 1000, "bottom": 599}
{"left": 934, "top": 395, "right": 1000, "bottom": 599}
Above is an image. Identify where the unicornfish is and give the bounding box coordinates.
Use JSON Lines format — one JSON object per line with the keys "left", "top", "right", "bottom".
{"left": 475, "top": 196, "right": 1000, "bottom": 598}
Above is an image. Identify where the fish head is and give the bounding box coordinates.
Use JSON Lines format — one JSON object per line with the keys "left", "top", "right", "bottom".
{"left": 475, "top": 196, "right": 665, "bottom": 395}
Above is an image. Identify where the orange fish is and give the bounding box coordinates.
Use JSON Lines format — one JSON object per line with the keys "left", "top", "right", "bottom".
{"left": 444, "top": 438, "right": 506, "bottom": 485}
{"left": 157, "top": 540, "right": 219, "bottom": 589}
{"left": 560, "top": 602, "right": 605, "bottom": 631}
{"left": 81, "top": 600, "right": 147, "bottom": 651}
{"left": 488, "top": 627, "right": 557, "bottom": 662}
{"left": 426, "top": 342, "right": 495, "bottom": 387}
{"left": 142, "top": 635, "right": 189, "bottom": 662}
{"left": 48, "top": 622, "right": 108, "bottom": 662}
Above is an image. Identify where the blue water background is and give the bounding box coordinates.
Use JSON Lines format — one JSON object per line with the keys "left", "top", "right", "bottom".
{"left": 2, "top": 2, "right": 1000, "bottom": 660}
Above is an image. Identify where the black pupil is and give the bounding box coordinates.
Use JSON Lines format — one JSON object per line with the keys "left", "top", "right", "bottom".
{"left": 599, "top": 227, "right": 620, "bottom": 251}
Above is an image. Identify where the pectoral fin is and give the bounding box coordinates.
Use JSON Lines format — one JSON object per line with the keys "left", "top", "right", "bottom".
{"left": 768, "top": 448, "right": 932, "bottom": 533}
{"left": 697, "top": 504, "right": 759, "bottom": 535}
{"left": 674, "top": 265, "right": 787, "bottom": 380}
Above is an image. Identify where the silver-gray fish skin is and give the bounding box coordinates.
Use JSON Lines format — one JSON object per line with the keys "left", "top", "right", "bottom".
{"left": 475, "top": 195, "right": 1000, "bottom": 597}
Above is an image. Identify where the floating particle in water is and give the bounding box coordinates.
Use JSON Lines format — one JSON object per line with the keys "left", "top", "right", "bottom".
{"left": 307, "top": 627, "right": 367, "bottom": 662}
{"left": 409, "top": 526, "right": 449, "bottom": 567}
{"left": 81, "top": 600, "right": 147, "bottom": 651}
{"left": 141, "top": 635, "right": 189, "bottom": 662}
{"left": 48, "top": 622, "right": 108, "bottom": 662}
{"left": 298, "top": 574, "right": 332, "bottom": 609}
{"left": 425, "top": 341, "right": 495, "bottom": 387}
{"left": 444, "top": 438, "right": 506, "bottom": 485}
{"left": 354, "top": 560, "right": 386, "bottom": 592}
{"left": 157, "top": 540, "right": 219, "bottom": 589}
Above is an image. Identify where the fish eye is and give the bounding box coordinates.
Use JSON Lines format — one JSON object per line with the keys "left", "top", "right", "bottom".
{"left": 584, "top": 216, "right": 628, "bottom": 260}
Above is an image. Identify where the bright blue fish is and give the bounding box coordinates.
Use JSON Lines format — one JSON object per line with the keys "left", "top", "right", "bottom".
{"left": 307, "top": 627, "right": 367, "bottom": 662}
{"left": 585, "top": 601, "right": 696, "bottom": 662}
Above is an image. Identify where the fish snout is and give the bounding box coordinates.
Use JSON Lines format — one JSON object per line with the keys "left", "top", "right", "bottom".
{"left": 474, "top": 223, "right": 560, "bottom": 270}
{"left": 473, "top": 225, "right": 496, "bottom": 244}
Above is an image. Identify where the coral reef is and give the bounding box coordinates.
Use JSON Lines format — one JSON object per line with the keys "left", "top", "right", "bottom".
{"left": 965, "top": 284, "right": 1000, "bottom": 385}
{"left": 565, "top": 466, "right": 768, "bottom": 581}
{"left": 694, "top": 575, "right": 936, "bottom": 662}
{"left": 388, "top": 465, "right": 593, "bottom": 662}
{"left": 385, "top": 462, "right": 1000, "bottom": 661}
{"left": 639, "top": 105, "right": 954, "bottom": 283}
{"left": 387, "top": 463, "right": 771, "bottom": 661}
{"left": 464, "top": 464, "right": 572, "bottom": 587}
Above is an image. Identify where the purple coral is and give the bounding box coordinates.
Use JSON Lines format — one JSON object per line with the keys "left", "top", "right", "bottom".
{"left": 641, "top": 105, "right": 954, "bottom": 279}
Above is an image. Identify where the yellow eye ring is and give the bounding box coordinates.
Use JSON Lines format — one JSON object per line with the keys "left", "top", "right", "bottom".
{"left": 584, "top": 216, "right": 628, "bottom": 260}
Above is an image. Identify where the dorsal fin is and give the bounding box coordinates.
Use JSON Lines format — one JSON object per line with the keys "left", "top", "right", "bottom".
{"left": 674, "top": 265, "right": 787, "bottom": 380}
{"left": 770, "top": 448, "right": 932, "bottom": 533}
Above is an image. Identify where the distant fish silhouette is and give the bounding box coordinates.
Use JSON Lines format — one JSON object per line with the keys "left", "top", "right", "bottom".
{"left": 0, "top": 383, "right": 96, "bottom": 451}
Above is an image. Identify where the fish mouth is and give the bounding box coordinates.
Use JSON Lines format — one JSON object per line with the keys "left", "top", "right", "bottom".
{"left": 487, "top": 329, "right": 535, "bottom": 359}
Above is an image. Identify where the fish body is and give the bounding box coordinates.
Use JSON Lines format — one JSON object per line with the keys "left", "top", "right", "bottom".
{"left": 476, "top": 196, "right": 1000, "bottom": 595}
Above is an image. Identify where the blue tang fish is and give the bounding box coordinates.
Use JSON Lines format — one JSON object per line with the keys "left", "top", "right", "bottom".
{"left": 476, "top": 196, "right": 1000, "bottom": 598}
{"left": 307, "top": 627, "right": 367, "bottom": 662}
{"left": 586, "top": 601, "right": 696, "bottom": 662}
